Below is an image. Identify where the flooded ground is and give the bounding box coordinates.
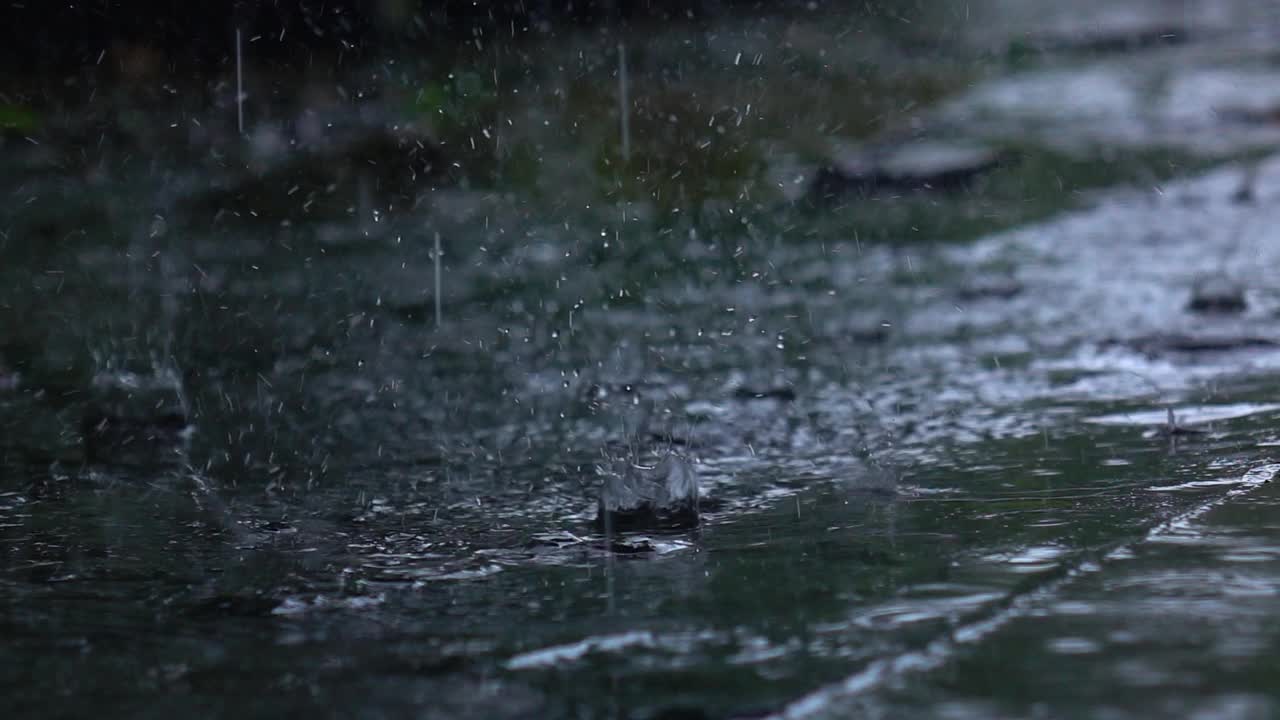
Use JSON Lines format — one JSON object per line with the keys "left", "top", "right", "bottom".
{"left": 7, "top": 1, "right": 1280, "bottom": 717}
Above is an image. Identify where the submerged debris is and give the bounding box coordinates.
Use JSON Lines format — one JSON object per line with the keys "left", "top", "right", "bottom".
{"left": 1117, "top": 333, "right": 1277, "bottom": 356}
{"left": 1016, "top": 24, "right": 1189, "bottom": 57}
{"left": 956, "top": 279, "right": 1025, "bottom": 302}
{"left": 527, "top": 530, "right": 694, "bottom": 556}
{"left": 596, "top": 455, "right": 700, "bottom": 532}
{"left": 850, "top": 326, "right": 892, "bottom": 344}
{"left": 732, "top": 385, "right": 797, "bottom": 402}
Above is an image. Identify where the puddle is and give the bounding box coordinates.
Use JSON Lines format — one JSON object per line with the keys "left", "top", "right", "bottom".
{"left": 1085, "top": 403, "right": 1280, "bottom": 427}
{"left": 10, "top": 2, "right": 1280, "bottom": 719}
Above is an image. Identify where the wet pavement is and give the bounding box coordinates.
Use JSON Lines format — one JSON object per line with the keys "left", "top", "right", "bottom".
{"left": 7, "top": 1, "right": 1280, "bottom": 718}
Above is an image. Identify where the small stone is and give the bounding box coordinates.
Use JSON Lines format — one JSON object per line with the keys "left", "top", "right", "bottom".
{"left": 811, "top": 139, "right": 1004, "bottom": 202}
{"left": 1187, "top": 276, "right": 1247, "bottom": 314}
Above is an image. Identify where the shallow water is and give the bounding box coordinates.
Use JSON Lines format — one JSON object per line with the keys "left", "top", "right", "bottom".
{"left": 8, "top": 2, "right": 1280, "bottom": 718}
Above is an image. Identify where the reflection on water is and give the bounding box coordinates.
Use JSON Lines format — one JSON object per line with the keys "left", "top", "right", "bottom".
{"left": 10, "top": 0, "right": 1280, "bottom": 718}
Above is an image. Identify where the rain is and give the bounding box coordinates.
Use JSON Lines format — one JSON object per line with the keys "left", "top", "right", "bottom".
{"left": 6, "top": 1, "right": 1280, "bottom": 718}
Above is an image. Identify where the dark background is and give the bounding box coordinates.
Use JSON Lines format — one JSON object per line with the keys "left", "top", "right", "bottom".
{"left": 2, "top": 1, "right": 840, "bottom": 73}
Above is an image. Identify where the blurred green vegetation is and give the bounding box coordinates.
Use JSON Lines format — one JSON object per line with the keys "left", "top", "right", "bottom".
{"left": 0, "top": 104, "right": 38, "bottom": 132}
{"left": 410, "top": 70, "right": 502, "bottom": 183}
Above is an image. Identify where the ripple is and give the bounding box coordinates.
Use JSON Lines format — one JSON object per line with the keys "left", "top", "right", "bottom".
{"left": 1085, "top": 403, "right": 1280, "bottom": 428}
{"left": 506, "top": 630, "right": 653, "bottom": 670}
{"left": 1046, "top": 636, "right": 1102, "bottom": 655}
